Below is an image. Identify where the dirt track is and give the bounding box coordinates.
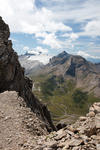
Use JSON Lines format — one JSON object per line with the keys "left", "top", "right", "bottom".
{"left": 0, "top": 91, "right": 47, "bottom": 150}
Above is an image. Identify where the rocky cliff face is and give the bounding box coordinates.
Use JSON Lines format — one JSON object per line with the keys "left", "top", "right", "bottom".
{"left": 0, "top": 16, "right": 56, "bottom": 131}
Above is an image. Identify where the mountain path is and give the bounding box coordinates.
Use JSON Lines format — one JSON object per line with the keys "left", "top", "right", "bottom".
{"left": 0, "top": 91, "right": 47, "bottom": 150}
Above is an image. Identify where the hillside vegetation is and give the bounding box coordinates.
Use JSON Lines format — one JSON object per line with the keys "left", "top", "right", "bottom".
{"left": 31, "top": 74, "right": 100, "bottom": 124}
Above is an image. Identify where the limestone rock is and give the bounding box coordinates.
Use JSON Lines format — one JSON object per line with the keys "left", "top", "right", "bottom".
{"left": 88, "top": 111, "right": 95, "bottom": 117}
{"left": 55, "top": 130, "right": 67, "bottom": 140}
{"left": 79, "top": 116, "right": 87, "bottom": 121}
{"left": 69, "top": 138, "right": 84, "bottom": 147}
{"left": 96, "top": 144, "right": 100, "bottom": 150}
{"left": 90, "top": 103, "right": 100, "bottom": 114}
{"left": 39, "top": 102, "right": 100, "bottom": 149}
{"left": 95, "top": 114, "right": 100, "bottom": 129}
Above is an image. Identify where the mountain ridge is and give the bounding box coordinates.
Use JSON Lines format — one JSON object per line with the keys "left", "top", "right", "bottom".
{"left": 34, "top": 51, "right": 100, "bottom": 97}
{"left": 19, "top": 50, "right": 100, "bottom": 77}
{"left": 29, "top": 51, "right": 100, "bottom": 124}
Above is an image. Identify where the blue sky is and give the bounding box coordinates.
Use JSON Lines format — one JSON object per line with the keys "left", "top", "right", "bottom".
{"left": 0, "top": 0, "right": 100, "bottom": 60}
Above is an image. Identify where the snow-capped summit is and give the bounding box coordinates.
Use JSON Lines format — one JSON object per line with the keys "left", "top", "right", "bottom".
{"left": 23, "top": 49, "right": 52, "bottom": 64}
{"left": 19, "top": 50, "right": 52, "bottom": 75}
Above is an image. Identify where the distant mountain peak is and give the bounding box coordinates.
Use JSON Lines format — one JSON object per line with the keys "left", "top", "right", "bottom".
{"left": 57, "top": 51, "right": 69, "bottom": 58}
{"left": 49, "top": 51, "right": 70, "bottom": 65}
{"left": 60, "top": 51, "right": 68, "bottom": 54}
{"left": 25, "top": 51, "right": 37, "bottom": 56}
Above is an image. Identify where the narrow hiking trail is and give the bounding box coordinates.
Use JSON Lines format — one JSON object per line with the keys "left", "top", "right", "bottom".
{"left": 0, "top": 91, "right": 47, "bottom": 150}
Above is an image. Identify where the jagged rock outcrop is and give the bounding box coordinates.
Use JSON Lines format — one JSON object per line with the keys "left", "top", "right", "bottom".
{"left": 35, "top": 102, "right": 100, "bottom": 150}
{"left": 0, "top": 16, "right": 56, "bottom": 131}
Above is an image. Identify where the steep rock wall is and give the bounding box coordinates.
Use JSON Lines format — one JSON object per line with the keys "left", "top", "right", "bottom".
{"left": 0, "top": 16, "right": 56, "bottom": 131}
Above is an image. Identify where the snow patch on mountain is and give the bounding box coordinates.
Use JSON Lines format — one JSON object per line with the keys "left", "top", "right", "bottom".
{"left": 24, "top": 50, "right": 52, "bottom": 64}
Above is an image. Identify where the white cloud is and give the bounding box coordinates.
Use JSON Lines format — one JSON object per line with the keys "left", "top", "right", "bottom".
{"left": 36, "top": 31, "right": 76, "bottom": 49}
{"left": 36, "top": 31, "right": 78, "bottom": 49}
{"left": 35, "top": 32, "right": 47, "bottom": 38}
{"left": 44, "top": 21, "right": 72, "bottom": 32}
{"left": 1, "top": 0, "right": 100, "bottom": 38}
{"left": 26, "top": 46, "right": 52, "bottom": 64}
{"left": 27, "top": 50, "right": 39, "bottom": 55}
{"left": 35, "top": 32, "right": 62, "bottom": 49}
{"left": 42, "top": 33, "right": 62, "bottom": 49}
{"left": 42, "top": 0, "right": 100, "bottom": 41}
{"left": 23, "top": 46, "right": 30, "bottom": 51}
{"left": 28, "top": 53, "right": 52, "bottom": 64}
{"left": 62, "top": 33, "right": 79, "bottom": 40}
{"left": 77, "top": 51, "right": 100, "bottom": 59}
{"left": 43, "top": 0, "right": 100, "bottom": 39}
{"left": 48, "top": 0, "right": 100, "bottom": 23}
{"left": 78, "top": 20, "right": 100, "bottom": 37}
{"left": 36, "top": 46, "right": 48, "bottom": 54}
{"left": 26, "top": 46, "right": 48, "bottom": 54}
{"left": 0, "top": 0, "right": 71, "bottom": 34}
{"left": 0, "top": 0, "right": 74, "bottom": 51}
{"left": 70, "top": 33, "right": 79, "bottom": 40}
{"left": 1, "top": 0, "right": 100, "bottom": 57}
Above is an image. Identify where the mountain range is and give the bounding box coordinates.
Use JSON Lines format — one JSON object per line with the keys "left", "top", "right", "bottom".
{"left": 19, "top": 51, "right": 100, "bottom": 76}
{"left": 43, "top": 51, "right": 100, "bottom": 97}
{"left": 19, "top": 53, "right": 44, "bottom": 75}
{"left": 19, "top": 51, "right": 52, "bottom": 75}
{"left": 24, "top": 51, "right": 100, "bottom": 123}
{"left": 19, "top": 51, "right": 100, "bottom": 98}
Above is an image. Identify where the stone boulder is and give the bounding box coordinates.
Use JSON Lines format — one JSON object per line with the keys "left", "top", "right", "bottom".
{"left": 35, "top": 102, "right": 100, "bottom": 150}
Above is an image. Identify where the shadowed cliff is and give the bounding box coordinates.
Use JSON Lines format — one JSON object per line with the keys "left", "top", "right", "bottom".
{"left": 0, "top": 16, "right": 56, "bottom": 132}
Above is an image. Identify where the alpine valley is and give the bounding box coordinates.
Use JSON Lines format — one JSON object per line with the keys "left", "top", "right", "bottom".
{"left": 19, "top": 51, "right": 100, "bottom": 124}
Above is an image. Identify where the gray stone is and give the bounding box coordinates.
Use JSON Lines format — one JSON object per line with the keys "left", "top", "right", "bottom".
{"left": 69, "top": 138, "right": 84, "bottom": 147}
{"left": 95, "top": 114, "right": 100, "bottom": 129}
{"left": 88, "top": 112, "right": 95, "bottom": 117}
{"left": 55, "top": 131, "right": 67, "bottom": 140}
{"left": 96, "top": 144, "right": 100, "bottom": 150}
{"left": 79, "top": 116, "right": 87, "bottom": 121}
